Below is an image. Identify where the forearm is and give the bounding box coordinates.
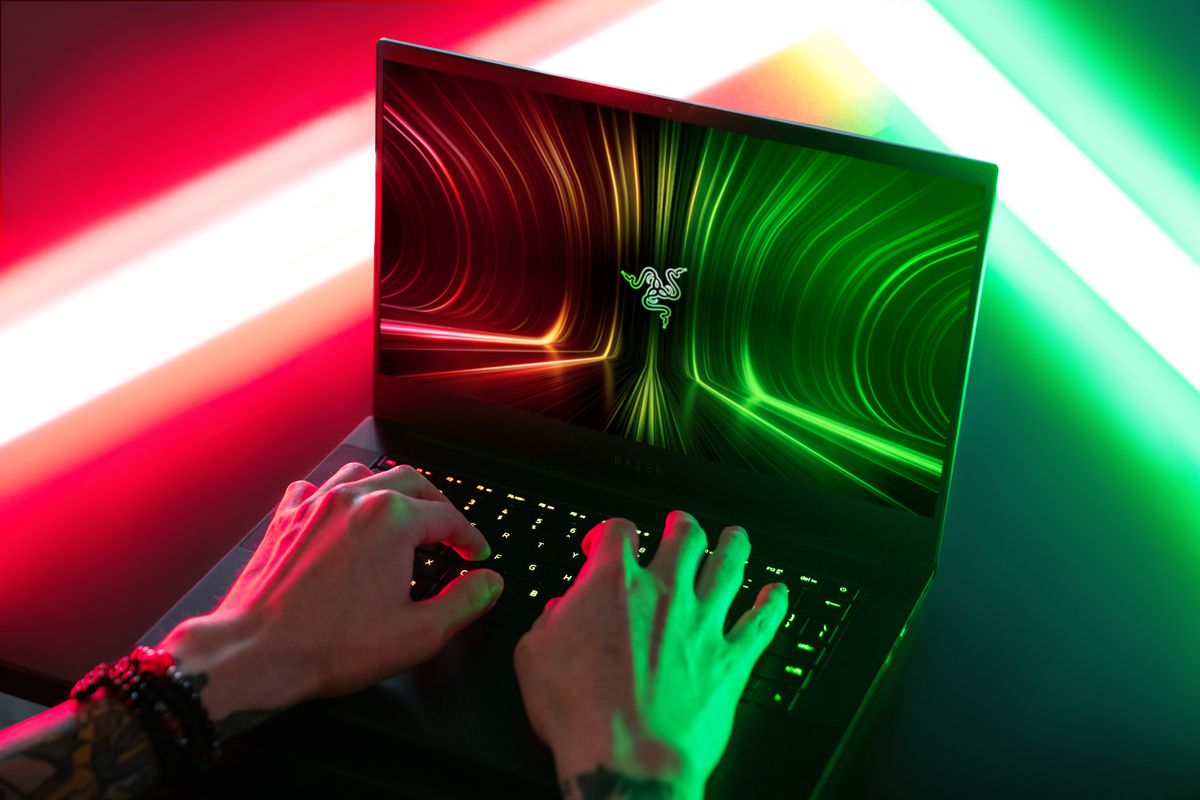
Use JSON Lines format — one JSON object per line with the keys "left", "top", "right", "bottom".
{"left": 0, "top": 690, "right": 159, "bottom": 799}
{"left": 0, "top": 617, "right": 281, "bottom": 800}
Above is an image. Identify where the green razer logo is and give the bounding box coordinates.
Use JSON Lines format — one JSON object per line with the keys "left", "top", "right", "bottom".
{"left": 620, "top": 267, "right": 688, "bottom": 330}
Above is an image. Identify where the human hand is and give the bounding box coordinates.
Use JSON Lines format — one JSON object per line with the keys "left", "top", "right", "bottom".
{"left": 158, "top": 463, "right": 503, "bottom": 731}
{"left": 514, "top": 511, "right": 788, "bottom": 798}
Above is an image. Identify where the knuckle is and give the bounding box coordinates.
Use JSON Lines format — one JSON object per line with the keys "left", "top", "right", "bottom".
{"left": 357, "top": 488, "right": 408, "bottom": 521}
{"left": 328, "top": 482, "right": 358, "bottom": 502}
{"left": 312, "top": 485, "right": 350, "bottom": 515}
{"left": 332, "top": 462, "right": 371, "bottom": 484}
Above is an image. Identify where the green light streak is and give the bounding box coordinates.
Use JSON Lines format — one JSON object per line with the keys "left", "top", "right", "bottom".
{"left": 691, "top": 375, "right": 901, "bottom": 507}
{"left": 928, "top": 0, "right": 1200, "bottom": 265}
{"left": 598, "top": 113, "right": 986, "bottom": 512}
{"left": 750, "top": 393, "right": 941, "bottom": 477}
{"left": 837, "top": 2, "right": 1200, "bottom": 391}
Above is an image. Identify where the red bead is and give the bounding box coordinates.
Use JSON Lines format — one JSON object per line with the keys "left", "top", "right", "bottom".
{"left": 135, "top": 646, "right": 175, "bottom": 676}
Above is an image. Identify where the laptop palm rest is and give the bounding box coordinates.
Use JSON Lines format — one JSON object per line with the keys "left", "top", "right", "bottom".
{"left": 318, "top": 623, "right": 557, "bottom": 793}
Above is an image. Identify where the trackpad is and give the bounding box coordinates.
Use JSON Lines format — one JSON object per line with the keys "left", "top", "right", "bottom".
{"left": 320, "top": 620, "right": 556, "bottom": 792}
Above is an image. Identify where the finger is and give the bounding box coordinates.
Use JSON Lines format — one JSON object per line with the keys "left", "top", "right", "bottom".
{"left": 695, "top": 526, "right": 749, "bottom": 610}
{"left": 580, "top": 518, "right": 639, "bottom": 565}
{"left": 278, "top": 480, "right": 317, "bottom": 511}
{"left": 394, "top": 495, "right": 492, "bottom": 560}
{"left": 647, "top": 510, "right": 707, "bottom": 588}
{"left": 316, "top": 462, "right": 373, "bottom": 493}
{"left": 350, "top": 464, "right": 452, "bottom": 505}
{"left": 726, "top": 583, "right": 789, "bottom": 663}
{"left": 413, "top": 568, "right": 504, "bottom": 643}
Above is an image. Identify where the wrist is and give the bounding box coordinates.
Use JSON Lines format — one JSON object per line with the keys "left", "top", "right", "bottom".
{"left": 551, "top": 724, "right": 705, "bottom": 799}
{"left": 159, "top": 612, "right": 311, "bottom": 726}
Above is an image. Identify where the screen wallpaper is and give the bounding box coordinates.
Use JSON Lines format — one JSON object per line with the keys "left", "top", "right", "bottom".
{"left": 379, "top": 62, "right": 988, "bottom": 515}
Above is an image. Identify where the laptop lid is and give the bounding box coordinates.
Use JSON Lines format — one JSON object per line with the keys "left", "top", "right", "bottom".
{"left": 372, "top": 40, "right": 997, "bottom": 568}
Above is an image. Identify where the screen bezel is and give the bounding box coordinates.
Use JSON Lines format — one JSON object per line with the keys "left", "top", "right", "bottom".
{"left": 373, "top": 38, "right": 998, "bottom": 568}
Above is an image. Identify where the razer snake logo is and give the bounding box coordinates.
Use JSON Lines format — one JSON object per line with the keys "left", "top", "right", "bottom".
{"left": 620, "top": 267, "right": 688, "bottom": 330}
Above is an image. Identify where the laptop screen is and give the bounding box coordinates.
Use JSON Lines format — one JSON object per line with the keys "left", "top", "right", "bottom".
{"left": 378, "top": 60, "right": 990, "bottom": 517}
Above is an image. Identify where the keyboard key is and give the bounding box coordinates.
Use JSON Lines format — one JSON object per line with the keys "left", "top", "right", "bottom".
{"left": 559, "top": 548, "right": 587, "bottom": 568}
{"left": 769, "top": 639, "right": 819, "bottom": 668}
{"left": 797, "top": 619, "right": 835, "bottom": 650}
{"left": 634, "top": 528, "right": 659, "bottom": 566}
{"left": 494, "top": 529, "right": 522, "bottom": 551}
{"left": 458, "top": 495, "right": 498, "bottom": 524}
{"left": 766, "top": 612, "right": 811, "bottom": 657}
{"left": 487, "top": 596, "right": 538, "bottom": 632}
{"left": 755, "top": 654, "right": 809, "bottom": 686}
{"left": 511, "top": 585, "right": 549, "bottom": 610}
{"left": 409, "top": 576, "right": 438, "bottom": 601}
{"left": 791, "top": 573, "right": 823, "bottom": 592}
{"left": 561, "top": 519, "right": 589, "bottom": 546}
{"left": 414, "top": 554, "right": 449, "bottom": 580}
{"left": 796, "top": 593, "right": 850, "bottom": 623}
{"left": 496, "top": 527, "right": 546, "bottom": 557}
{"left": 515, "top": 557, "right": 547, "bottom": 578}
{"left": 819, "top": 581, "right": 860, "bottom": 601}
{"left": 545, "top": 569, "right": 577, "bottom": 597}
{"left": 440, "top": 563, "right": 482, "bottom": 583}
{"left": 752, "top": 681, "right": 797, "bottom": 711}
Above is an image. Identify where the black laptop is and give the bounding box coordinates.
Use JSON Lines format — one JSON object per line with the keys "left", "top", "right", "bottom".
{"left": 142, "top": 39, "right": 997, "bottom": 797}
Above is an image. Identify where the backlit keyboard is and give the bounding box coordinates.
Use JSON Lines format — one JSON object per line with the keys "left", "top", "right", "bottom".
{"left": 372, "top": 456, "right": 860, "bottom": 713}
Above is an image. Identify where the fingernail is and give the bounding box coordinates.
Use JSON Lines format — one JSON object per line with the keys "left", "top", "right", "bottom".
{"left": 484, "top": 571, "right": 504, "bottom": 596}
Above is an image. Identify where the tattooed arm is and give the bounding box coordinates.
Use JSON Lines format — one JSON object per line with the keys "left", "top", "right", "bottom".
{"left": 0, "top": 463, "right": 502, "bottom": 798}
{"left": 0, "top": 689, "right": 267, "bottom": 799}
{"left": 515, "top": 515, "right": 788, "bottom": 800}
{"left": 0, "top": 690, "right": 156, "bottom": 799}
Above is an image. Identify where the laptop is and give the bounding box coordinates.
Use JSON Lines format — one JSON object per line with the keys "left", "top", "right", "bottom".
{"left": 142, "top": 39, "right": 997, "bottom": 797}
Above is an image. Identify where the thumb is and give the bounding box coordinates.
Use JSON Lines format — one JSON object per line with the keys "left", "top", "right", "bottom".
{"left": 416, "top": 568, "right": 505, "bottom": 644}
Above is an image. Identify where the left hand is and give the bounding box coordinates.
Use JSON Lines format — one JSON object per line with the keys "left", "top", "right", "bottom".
{"left": 158, "top": 462, "right": 503, "bottom": 727}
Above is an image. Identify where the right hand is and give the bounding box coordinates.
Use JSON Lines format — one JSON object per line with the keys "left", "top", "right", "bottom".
{"left": 514, "top": 512, "right": 788, "bottom": 798}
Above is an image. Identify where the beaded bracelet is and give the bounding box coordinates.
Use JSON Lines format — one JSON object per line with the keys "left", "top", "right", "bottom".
{"left": 71, "top": 646, "right": 221, "bottom": 780}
